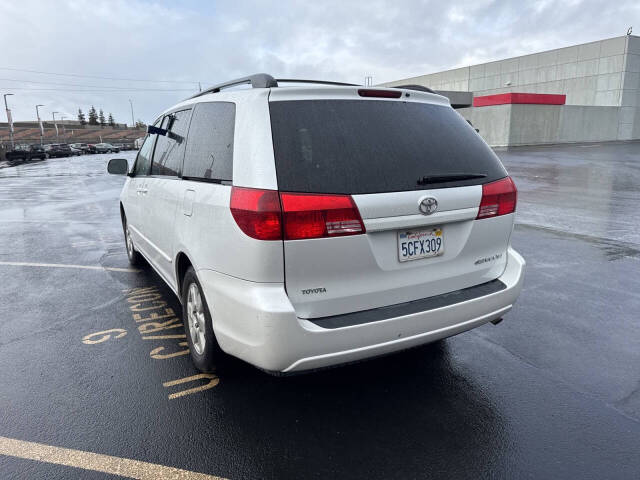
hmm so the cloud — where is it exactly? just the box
[0,0,638,123]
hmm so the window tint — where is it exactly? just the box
[151,110,191,177]
[269,100,507,194]
[133,133,156,176]
[183,102,235,181]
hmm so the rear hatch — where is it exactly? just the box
[268,89,516,319]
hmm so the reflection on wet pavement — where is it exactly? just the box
[498,142,640,246]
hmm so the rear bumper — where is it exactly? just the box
[199,247,525,373]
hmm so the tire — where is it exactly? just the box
[182,267,224,373]
[122,216,143,266]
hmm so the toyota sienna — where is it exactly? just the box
[107,74,525,374]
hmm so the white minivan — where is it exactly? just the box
[108,74,525,374]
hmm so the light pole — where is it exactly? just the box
[60,115,67,140]
[129,99,135,128]
[36,104,44,145]
[52,112,59,141]
[4,93,15,149]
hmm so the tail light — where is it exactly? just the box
[279,192,365,240]
[476,176,517,219]
[230,187,366,240]
[230,187,282,240]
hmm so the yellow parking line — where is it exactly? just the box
[0,261,138,273]
[0,436,226,480]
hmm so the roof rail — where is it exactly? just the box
[189,73,278,99]
[276,79,360,87]
[391,84,436,94]
[187,74,361,100]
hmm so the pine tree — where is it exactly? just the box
[98,109,106,127]
[78,108,86,125]
[108,113,115,127]
[88,106,98,125]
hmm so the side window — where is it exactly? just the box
[151,110,191,177]
[183,102,235,182]
[133,131,157,176]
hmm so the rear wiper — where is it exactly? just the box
[417,173,487,185]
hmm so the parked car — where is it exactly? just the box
[70,143,90,153]
[70,146,83,156]
[107,74,525,375]
[5,144,47,161]
[134,137,145,149]
[94,143,120,153]
[45,144,73,158]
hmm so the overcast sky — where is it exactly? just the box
[1,0,639,125]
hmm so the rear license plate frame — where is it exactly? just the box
[397,227,444,262]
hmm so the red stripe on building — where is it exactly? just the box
[473,93,566,107]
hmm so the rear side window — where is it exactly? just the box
[151,109,191,177]
[269,100,507,194]
[182,102,235,182]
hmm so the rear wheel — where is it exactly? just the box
[182,267,224,372]
[122,216,142,266]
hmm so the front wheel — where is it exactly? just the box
[182,267,224,372]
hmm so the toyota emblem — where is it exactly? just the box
[419,197,438,215]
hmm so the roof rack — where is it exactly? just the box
[391,84,436,94]
[189,73,278,99]
[188,74,361,99]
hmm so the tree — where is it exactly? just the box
[98,109,106,127]
[135,119,146,129]
[77,108,86,125]
[88,106,98,125]
[108,113,115,127]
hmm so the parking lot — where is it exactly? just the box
[0,143,639,479]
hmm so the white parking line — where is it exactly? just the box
[0,435,225,479]
[0,261,138,273]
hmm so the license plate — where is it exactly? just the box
[398,227,444,262]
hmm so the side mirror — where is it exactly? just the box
[147,125,168,136]
[107,158,129,175]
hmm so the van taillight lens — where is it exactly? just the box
[230,187,282,240]
[279,192,366,240]
[230,188,366,241]
[476,176,517,219]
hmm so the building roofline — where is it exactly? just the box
[382,34,639,86]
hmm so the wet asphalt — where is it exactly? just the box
[0,142,639,479]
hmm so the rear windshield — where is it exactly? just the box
[269,100,507,194]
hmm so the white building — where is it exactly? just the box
[384,35,640,146]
